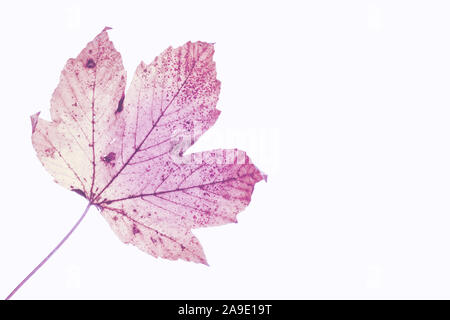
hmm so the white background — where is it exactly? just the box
[1,0,450,299]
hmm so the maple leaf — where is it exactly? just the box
[26,27,265,271]
[5,28,265,299]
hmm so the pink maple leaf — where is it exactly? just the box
[7,28,265,299]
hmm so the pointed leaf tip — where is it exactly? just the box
[30,112,40,134]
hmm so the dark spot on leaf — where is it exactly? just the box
[44,147,56,158]
[72,189,86,198]
[115,94,125,114]
[85,58,96,68]
[132,224,141,235]
[101,152,116,163]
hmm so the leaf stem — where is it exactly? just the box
[5,202,92,300]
